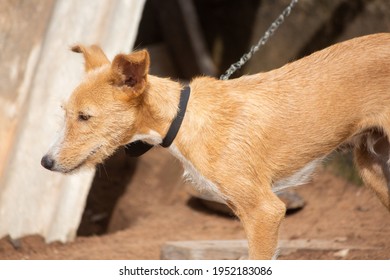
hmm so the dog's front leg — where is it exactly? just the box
[228,188,286,260]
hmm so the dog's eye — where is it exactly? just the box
[78,112,91,121]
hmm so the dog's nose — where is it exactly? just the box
[41,155,55,170]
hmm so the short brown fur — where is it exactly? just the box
[43,34,390,259]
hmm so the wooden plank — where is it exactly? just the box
[0,0,55,181]
[278,238,379,256]
[337,1,390,42]
[0,0,145,243]
[246,0,345,73]
[153,0,216,78]
[161,240,248,260]
[296,0,365,58]
[161,239,380,260]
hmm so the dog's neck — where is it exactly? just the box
[125,76,190,156]
[130,74,238,175]
[129,75,185,146]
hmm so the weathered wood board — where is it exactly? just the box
[161,239,380,260]
[0,0,145,243]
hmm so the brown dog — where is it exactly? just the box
[42,33,390,259]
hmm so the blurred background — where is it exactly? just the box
[1,0,389,259]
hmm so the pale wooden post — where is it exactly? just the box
[0,0,145,243]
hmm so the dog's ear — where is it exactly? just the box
[111,50,150,95]
[71,44,109,72]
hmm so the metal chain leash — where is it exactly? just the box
[220,0,299,80]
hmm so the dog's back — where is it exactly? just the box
[186,34,390,188]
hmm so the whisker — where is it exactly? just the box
[97,164,102,177]
[102,163,109,178]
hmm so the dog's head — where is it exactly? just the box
[41,45,150,173]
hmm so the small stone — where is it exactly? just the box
[278,191,306,211]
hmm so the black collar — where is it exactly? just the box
[124,85,191,157]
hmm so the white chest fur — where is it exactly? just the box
[130,132,225,203]
[169,145,226,203]
[272,158,323,193]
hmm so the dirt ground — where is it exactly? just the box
[0,149,389,260]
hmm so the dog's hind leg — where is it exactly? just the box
[226,184,286,259]
[354,131,390,210]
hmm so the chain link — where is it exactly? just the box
[220,0,299,80]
